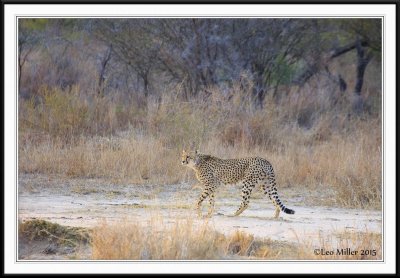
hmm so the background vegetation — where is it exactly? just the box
[18,18,382,209]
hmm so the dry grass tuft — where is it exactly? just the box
[19,219,90,246]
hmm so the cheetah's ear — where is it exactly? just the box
[195,149,199,155]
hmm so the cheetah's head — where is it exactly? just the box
[181,149,200,168]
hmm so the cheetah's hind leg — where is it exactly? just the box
[233,180,254,216]
[233,204,248,216]
[274,207,280,218]
[204,192,215,218]
[261,182,283,219]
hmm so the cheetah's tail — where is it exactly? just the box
[283,207,295,214]
[275,195,295,214]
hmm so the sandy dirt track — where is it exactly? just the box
[18,174,382,259]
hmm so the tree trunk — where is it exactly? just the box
[143,74,149,98]
[252,63,267,109]
[354,39,373,95]
[18,44,32,95]
[97,45,112,97]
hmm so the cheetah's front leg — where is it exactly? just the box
[196,187,211,218]
[197,182,217,218]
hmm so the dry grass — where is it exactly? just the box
[19,219,90,247]
[19,132,182,184]
[298,229,382,260]
[92,218,227,260]
[90,219,381,260]
[90,218,296,260]
[19,219,381,260]
[18,219,91,260]
[18,77,382,209]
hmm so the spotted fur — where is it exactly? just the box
[181,149,295,218]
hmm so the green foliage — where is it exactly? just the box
[267,53,299,86]
[19,18,49,31]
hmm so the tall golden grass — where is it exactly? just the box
[18,77,382,209]
[90,219,381,260]
[91,218,229,260]
[90,218,295,260]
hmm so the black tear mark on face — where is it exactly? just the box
[181,150,190,165]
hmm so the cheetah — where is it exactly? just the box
[181,149,295,218]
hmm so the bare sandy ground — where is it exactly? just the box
[18,174,382,259]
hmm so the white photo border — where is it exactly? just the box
[4,3,396,274]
